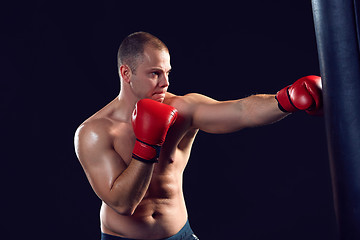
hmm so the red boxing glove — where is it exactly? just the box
[131,99,178,163]
[276,75,323,115]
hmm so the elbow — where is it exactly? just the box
[110,201,137,216]
[105,188,142,216]
[115,206,136,216]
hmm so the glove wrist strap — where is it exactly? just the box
[275,86,298,112]
[132,139,160,163]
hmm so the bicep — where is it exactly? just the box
[185,93,246,133]
[75,126,127,203]
[82,149,127,202]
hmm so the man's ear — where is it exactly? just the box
[119,65,132,83]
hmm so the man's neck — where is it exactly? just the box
[115,91,138,122]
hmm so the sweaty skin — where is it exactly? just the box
[74,45,287,239]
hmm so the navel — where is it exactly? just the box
[152,211,159,219]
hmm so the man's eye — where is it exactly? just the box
[152,72,159,76]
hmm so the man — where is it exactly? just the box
[74,32,322,240]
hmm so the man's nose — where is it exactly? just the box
[159,73,169,87]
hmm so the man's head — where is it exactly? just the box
[118,32,171,102]
[117,32,169,75]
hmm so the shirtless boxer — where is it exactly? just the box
[74,32,322,240]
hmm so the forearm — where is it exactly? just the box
[238,94,289,128]
[108,160,155,215]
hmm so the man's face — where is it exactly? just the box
[129,46,171,102]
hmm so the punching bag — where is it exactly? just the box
[312,0,360,239]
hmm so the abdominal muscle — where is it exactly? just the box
[100,171,188,239]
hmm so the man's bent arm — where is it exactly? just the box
[74,122,154,216]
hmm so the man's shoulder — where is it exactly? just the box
[164,92,194,106]
[75,97,126,138]
[78,117,112,134]
[75,113,132,145]
[166,92,213,102]
[165,92,215,112]
[74,117,131,161]
[74,117,114,149]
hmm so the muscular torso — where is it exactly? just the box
[85,94,199,239]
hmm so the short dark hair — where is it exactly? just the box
[117,32,169,74]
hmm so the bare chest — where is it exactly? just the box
[112,119,198,171]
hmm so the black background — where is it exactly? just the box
[2,1,337,239]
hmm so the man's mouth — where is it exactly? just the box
[153,91,166,96]
[152,91,166,102]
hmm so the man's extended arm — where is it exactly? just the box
[180,75,322,133]
[181,93,286,133]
